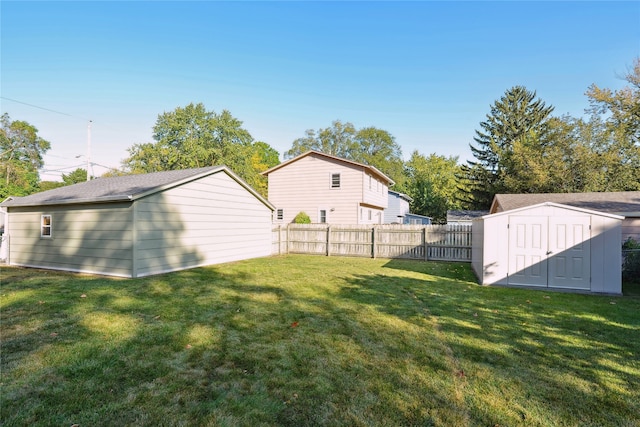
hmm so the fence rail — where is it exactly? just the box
[272,224,472,262]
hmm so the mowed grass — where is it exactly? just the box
[1,255,639,426]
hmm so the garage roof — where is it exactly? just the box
[1,166,274,210]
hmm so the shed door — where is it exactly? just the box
[508,215,591,289]
[548,216,591,289]
[508,216,548,286]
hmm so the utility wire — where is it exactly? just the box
[0,96,90,121]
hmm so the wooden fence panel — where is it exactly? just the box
[273,224,472,262]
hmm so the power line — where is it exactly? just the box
[0,96,90,121]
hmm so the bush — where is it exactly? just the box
[293,211,311,224]
[622,237,640,283]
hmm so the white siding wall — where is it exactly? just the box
[384,193,410,224]
[362,173,388,210]
[6,203,134,277]
[268,155,370,224]
[134,171,272,277]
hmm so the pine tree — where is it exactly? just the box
[460,86,554,209]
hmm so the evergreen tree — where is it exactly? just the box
[461,86,554,208]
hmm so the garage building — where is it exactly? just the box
[1,166,274,278]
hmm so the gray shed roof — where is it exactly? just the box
[491,191,640,217]
[1,166,274,209]
[447,210,489,222]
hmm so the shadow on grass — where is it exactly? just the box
[340,262,640,426]
[2,258,639,427]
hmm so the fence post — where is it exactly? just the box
[327,225,331,257]
[372,226,377,258]
[286,223,290,254]
[423,227,428,261]
[278,225,282,255]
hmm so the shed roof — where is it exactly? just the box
[482,202,624,221]
[261,150,395,186]
[447,210,489,222]
[491,192,640,217]
[1,166,274,210]
[389,190,412,202]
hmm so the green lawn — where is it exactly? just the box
[2,255,639,426]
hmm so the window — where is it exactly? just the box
[369,175,372,189]
[331,173,341,188]
[368,210,372,220]
[41,215,52,238]
[319,209,327,223]
[276,209,284,221]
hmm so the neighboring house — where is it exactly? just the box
[473,202,622,295]
[491,191,640,244]
[0,166,274,278]
[385,190,412,223]
[447,210,489,225]
[262,150,394,225]
[404,213,432,225]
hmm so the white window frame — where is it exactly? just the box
[41,214,52,238]
[330,172,341,189]
[318,208,328,224]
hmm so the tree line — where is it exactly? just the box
[2,58,638,223]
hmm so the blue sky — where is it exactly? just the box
[2,1,639,181]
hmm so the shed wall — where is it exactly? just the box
[475,204,622,294]
[6,203,134,277]
[134,171,272,277]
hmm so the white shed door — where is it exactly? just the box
[508,215,591,289]
[508,216,548,286]
[548,216,591,289]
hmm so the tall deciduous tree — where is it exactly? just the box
[405,151,464,223]
[285,120,405,186]
[583,58,640,190]
[461,86,554,208]
[0,113,51,198]
[122,103,278,194]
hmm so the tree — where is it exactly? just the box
[583,58,640,190]
[38,181,65,192]
[285,120,357,160]
[122,103,275,190]
[0,113,51,198]
[249,141,280,197]
[285,120,405,186]
[404,151,464,223]
[62,168,88,185]
[461,86,554,208]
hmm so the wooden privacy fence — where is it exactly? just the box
[272,224,472,262]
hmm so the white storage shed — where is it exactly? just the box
[472,202,623,294]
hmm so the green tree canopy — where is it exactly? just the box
[122,103,279,196]
[62,168,88,186]
[285,120,405,186]
[461,86,555,208]
[0,113,51,198]
[404,151,464,223]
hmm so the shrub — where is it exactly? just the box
[622,237,640,283]
[293,211,311,224]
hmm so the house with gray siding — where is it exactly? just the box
[0,166,274,278]
[262,150,394,225]
[385,190,412,224]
